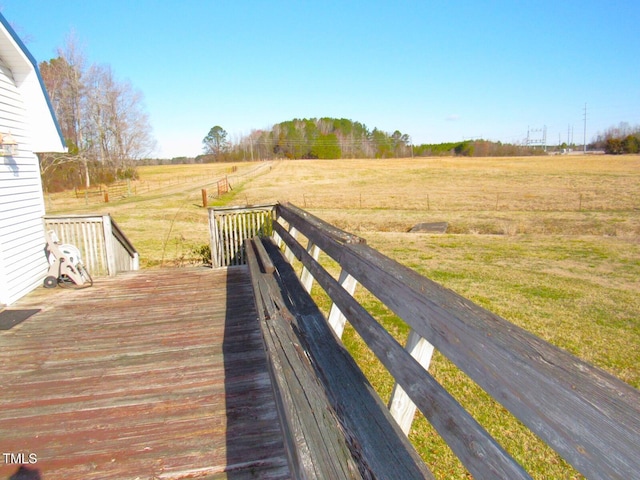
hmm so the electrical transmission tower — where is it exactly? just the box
[526,125,547,151]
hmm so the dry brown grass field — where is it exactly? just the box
[46,155,640,479]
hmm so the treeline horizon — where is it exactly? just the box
[591,122,640,154]
[140,117,553,165]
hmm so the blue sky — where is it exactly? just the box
[2,1,639,158]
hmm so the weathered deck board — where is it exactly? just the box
[0,267,289,479]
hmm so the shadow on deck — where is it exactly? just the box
[0,267,289,479]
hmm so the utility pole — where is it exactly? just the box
[583,103,587,153]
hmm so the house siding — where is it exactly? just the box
[0,57,49,305]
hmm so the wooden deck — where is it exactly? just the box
[0,267,289,479]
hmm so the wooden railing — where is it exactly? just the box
[246,235,431,478]
[207,204,275,267]
[209,202,640,479]
[44,214,139,277]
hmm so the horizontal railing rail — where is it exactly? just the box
[271,202,640,479]
[44,214,139,276]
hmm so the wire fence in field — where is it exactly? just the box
[52,162,274,206]
[282,188,640,213]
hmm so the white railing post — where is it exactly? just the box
[300,241,321,293]
[102,214,117,276]
[283,226,298,263]
[208,209,222,268]
[388,330,435,435]
[327,269,358,339]
[272,213,284,248]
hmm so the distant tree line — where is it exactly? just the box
[134,118,640,170]
[38,34,155,192]
[200,118,412,162]
[412,140,547,157]
[196,118,553,163]
[591,122,640,155]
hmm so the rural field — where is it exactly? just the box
[46,155,640,479]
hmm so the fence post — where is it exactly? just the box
[388,330,435,435]
[327,269,358,339]
[202,188,208,208]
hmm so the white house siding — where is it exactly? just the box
[0,57,49,305]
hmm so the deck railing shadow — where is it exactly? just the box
[223,266,289,478]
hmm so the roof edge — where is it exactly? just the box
[0,13,66,150]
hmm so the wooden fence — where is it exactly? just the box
[208,202,640,479]
[44,214,139,277]
[74,180,134,203]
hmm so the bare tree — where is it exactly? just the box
[110,77,156,162]
[82,63,155,168]
[40,32,90,186]
[39,32,156,187]
[40,31,86,152]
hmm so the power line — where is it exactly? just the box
[583,103,587,153]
